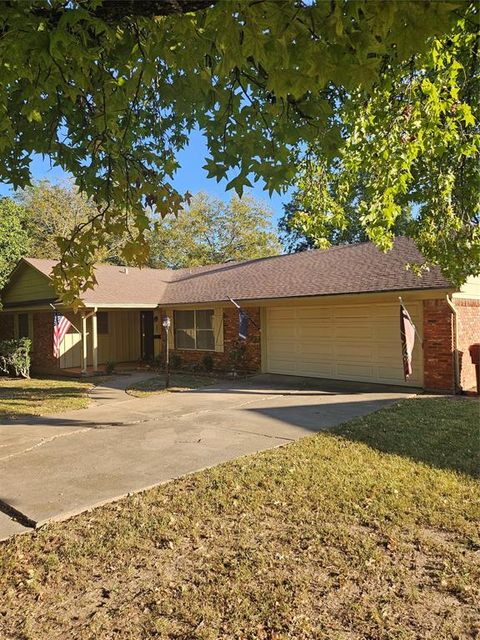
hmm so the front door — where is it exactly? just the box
[140,310,154,361]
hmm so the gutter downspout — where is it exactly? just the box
[445,295,459,394]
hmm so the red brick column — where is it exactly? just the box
[423,299,455,393]
[455,299,480,392]
[223,306,261,372]
[0,313,14,341]
[31,312,59,373]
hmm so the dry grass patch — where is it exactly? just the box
[0,377,96,421]
[126,373,218,397]
[0,396,478,639]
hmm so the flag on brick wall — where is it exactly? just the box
[53,312,72,358]
[239,309,249,341]
[400,303,416,379]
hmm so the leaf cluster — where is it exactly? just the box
[291,6,479,284]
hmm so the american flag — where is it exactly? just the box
[53,312,72,358]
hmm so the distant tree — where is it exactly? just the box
[16,180,130,265]
[16,180,99,259]
[0,198,30,290]
[148,193,281,269]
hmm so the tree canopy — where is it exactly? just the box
[0,0,476,298]
[291,5,479,284]
[0,199,31,291]
[147,192,281,268]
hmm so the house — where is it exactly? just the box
[0,237,479,393]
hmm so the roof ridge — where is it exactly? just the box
[24,237,409,276]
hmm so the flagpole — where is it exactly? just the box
[227,297,260,330]
[398,297,423,346]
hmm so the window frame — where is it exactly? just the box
[17,312,30,339]
[174,309,215,351]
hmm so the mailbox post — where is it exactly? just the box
[162,316,171,389]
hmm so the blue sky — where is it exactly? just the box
[0,129,292,226]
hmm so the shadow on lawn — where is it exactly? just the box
[331,396,480,478]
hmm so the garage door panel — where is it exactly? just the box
[266,303,423,387]
[297,350,336,363]
[336,363,376,378]
[335,343,374,359]
[297,364,335,377]
[268,328,296,340]
[300,327,335,340]
[296,309,334,321]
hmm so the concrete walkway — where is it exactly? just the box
[0,374,417,540]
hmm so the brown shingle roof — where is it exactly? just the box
[24,238,452,307]
[25,258,173,305]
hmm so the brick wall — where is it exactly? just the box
[160,306,262,374]
[455,298,480,392]
[423,299,455,393]
[31,312,59,373]
[0,313,14,341]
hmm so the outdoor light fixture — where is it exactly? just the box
[162,316,171,329]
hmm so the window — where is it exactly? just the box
[97,312,109,335]
[174,309,215,351]
[18,313,29,338]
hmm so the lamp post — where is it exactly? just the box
[162,316,171,389]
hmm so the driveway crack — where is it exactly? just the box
[0,427,91,463]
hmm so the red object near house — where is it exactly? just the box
[469,344,480,395]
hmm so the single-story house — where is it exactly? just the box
[0,237,479,393]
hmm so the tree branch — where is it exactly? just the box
[30,0,216,23]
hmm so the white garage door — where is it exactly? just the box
[266,302,423,387]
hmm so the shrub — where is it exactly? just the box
[0,337,31,378]
[171,354,182,370]
[202,354,214,372]
[105,360,116,374]
[229,339,247,372]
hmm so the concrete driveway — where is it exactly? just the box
[0,374,416,540]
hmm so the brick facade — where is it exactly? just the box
[0,313,14,341]
[455,298,480,392]
[0,311,59,375]
[423,299,455,393]
[31,312,59,373]
[159,306,262,374]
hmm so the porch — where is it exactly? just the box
[59,360,156,377]
[60,307,162,373]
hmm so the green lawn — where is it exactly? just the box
[0,377,96,420]
[0,396,478,639]
[126,373,218,397]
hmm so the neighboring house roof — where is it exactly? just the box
[21,237,452,307]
